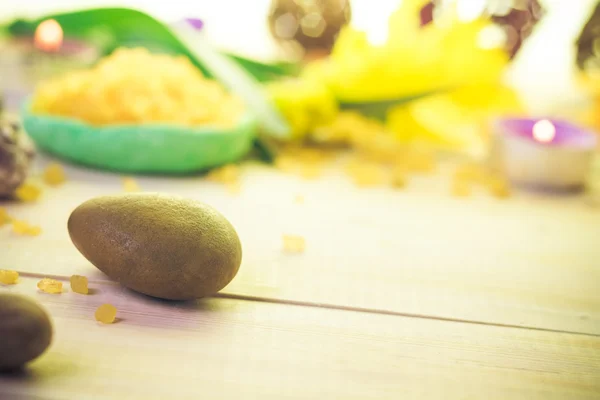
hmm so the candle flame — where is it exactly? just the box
[532,119,556,143]
[34,19,63,52]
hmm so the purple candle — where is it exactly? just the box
[490,117,598,192]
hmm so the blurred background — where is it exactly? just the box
[0,0,596,115]
[1,0,600,193]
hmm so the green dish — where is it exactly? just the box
[21,101,257,174]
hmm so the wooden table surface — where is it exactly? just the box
[1,154,599,399]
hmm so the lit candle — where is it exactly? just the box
[532,119,555,143]
[34,19,63,52]
[31,19,100,62]
[0,20,99,111]
[490,117,598,192]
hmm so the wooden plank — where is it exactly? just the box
[1,276,599,400]
[2,156,600,334]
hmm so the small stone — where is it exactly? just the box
[0,293,53,370]
[70,275,89,295]
[0,270,19,285]
[95,304,117,324]
[43,163,66,186]
[37,278,63,294]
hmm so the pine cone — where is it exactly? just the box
[0,120,35,198]
[576,2,600,71]
[268,0,351,58]
[421,0,544,59]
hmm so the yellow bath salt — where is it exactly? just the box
[95,304,117,324]
[70,275,89,295]
[0,270,19,285]
[390,165,407,189]
[31,47,245,127]
[451,179,471,197]
[43,163,66,186]
[122,177,140,192]
[454,163,484,184]
[26,225,42,236]
[488,176,511,199]
[14,182,42,202]
[225,182,241,196]
[295,194,305,204]
[300,164,322,180]
[347,162,386,187]
[283,235,306,253]
[206,164,240,184]
[0,207,10,226]
[274,155,298,173]
[404,152,436,174]
[37,278,63,294]
[12,220,28,234]
[12,220,42,236]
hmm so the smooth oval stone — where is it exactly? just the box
[0,293,53,370]
[68,193,242,300]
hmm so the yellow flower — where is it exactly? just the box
[303,0,509,102]
[387,84,524,151]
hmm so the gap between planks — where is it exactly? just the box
[15,270,600,339]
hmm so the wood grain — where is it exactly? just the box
[0,276,599,400]
[2,156,599,335]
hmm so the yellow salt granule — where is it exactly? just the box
[70,275,89,295]
[14,183,42,202]
[283,235,306,253]
[405,152,436,174]
[0,207,10,226]
[274,155,298,173]
[451,179,471,197]
[37,278,63,294]
[43,163,66,186]
[488,176,511,199]
[12,220,42,236]
[390,165,407,189]
[95,304,117,324]
[225,182,241,196]
[454,163,484,184]
[347,162,386,187]
[206,164,240,184]
[0,270,19,285]
[206,164,242,195]
[295,194,305,204]
[300,164,322,180]
[27,225,42,236]
[122,177,140,192]
[274,147,331,179]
